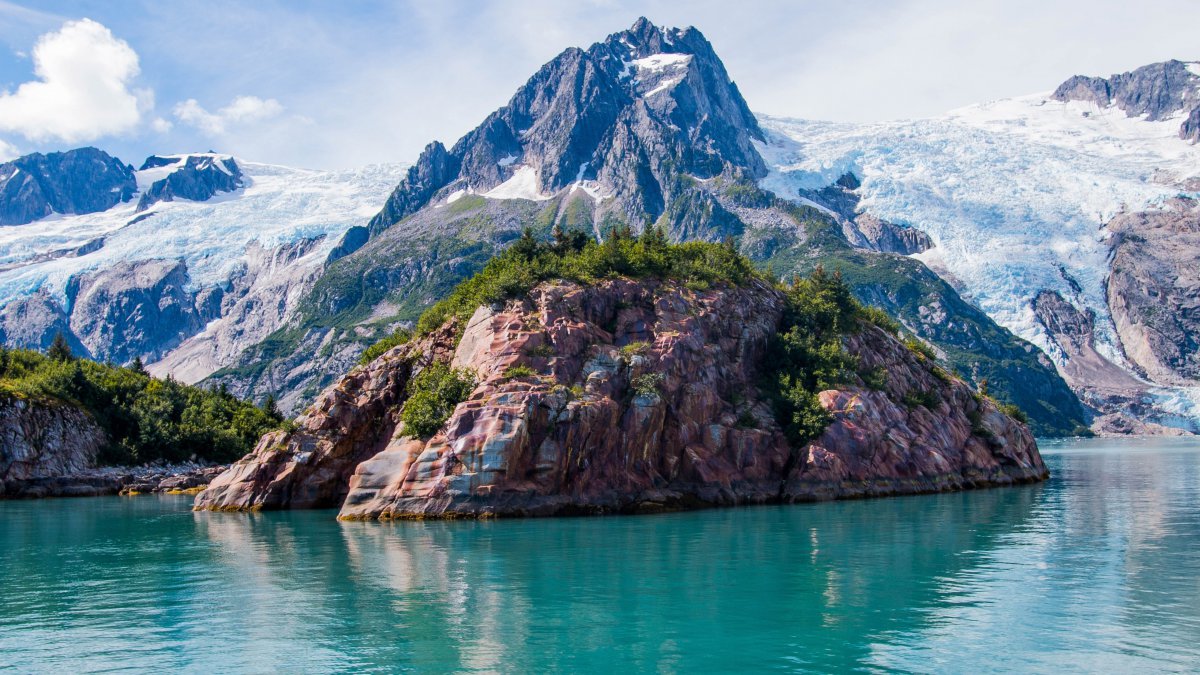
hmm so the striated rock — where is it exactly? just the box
[196,279,1044,518]
[1105,200,1200,386]
[0,397,105,482]
[66,259,216,365]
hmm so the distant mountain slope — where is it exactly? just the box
[209,18,1083,435]
[759,60,1200,433]
[0,151,406,379]
[0,148,135,225]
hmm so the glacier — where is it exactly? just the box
[0,157,407,309]
[757,94,1200,427]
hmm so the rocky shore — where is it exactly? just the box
[1,461,226,500]
[196,275,1046,519]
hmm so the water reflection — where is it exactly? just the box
[1,439,1198,673]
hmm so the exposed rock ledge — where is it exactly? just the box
[195,278,1045,519]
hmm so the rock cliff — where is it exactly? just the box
[196,277,1044,518]
[0,397,105,482]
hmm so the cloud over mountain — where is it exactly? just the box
[0,18,146,143]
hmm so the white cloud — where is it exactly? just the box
[0,138,19,161]
[0,18,143,143]
[173,95,283,135]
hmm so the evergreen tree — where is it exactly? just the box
[47,332,73,362]
[130,356,147,375]
[262,393,283,421]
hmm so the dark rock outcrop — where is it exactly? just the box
[0,397,105,483]
[1052,60,1200,141]
[196,279,1044,518]
[798,173,933,255]
[65,259,217,365]
[1105,199,1200,385]
[0,148,135,225]
[136,155,243,211]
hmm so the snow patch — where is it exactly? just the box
[644,77,685,98]
[446,188,468,204]
[483,165,551,201]
[497,154,519,167]
[631,53,692,73]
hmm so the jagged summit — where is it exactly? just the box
[1052,59,1200,140]
[367,17,764,234]
[0,148,135,226]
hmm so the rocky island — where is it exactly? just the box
[195,233,1045,518]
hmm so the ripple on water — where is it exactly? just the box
[1,438,1199,673]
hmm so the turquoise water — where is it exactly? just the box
[2,438,1199,673]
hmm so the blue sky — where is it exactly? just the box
[1,0,1198,169]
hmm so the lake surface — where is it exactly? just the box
[2,437,1199,673]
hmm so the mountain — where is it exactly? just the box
[209,18,1082,435]
[760,59,1200,434]
[0,148,135,225]
[0,150,406,378]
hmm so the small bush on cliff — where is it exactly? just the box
[415,225,761,338]
[763,267,871,447]
[632,372,665,398]
[999,402,1029,424]
[359,327,412,365]
[503,364,537,379]
[401,361,477,438]
[0,348,283,465]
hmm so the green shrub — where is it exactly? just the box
[0,348,283,465]
[525,343,556,358]
[414,226,762,340]
[861,366,888,391]
[904,336,937,361]
[358,327,413,365]
[760,267,865,446]
[631,372,665,398]
[503,364,537,379]
[902,388,941,411]
[619,341,650,359]
[998,403,1029,424]
[401,361,476,438]
[861,305,901,335]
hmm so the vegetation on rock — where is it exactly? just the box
[414,225,760,338]
[401,361,477,439]
[0,345,285,465]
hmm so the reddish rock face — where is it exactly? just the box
[195,279,1046,518]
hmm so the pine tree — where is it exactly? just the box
[262,393,283,421]
[47,332,73,362]
[130,356,147,375]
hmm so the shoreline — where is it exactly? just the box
[1,462,226,500]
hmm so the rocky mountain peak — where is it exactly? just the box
[368,17,766,234]
[135,153,244,212]
[0,147,135,226]
[1052,59,1200,140]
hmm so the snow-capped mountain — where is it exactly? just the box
[759,60,1200,433]
[0,149,406,381]
[211,18,1081,434]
